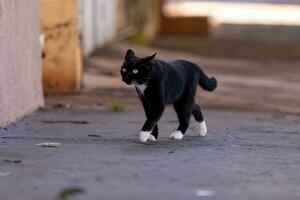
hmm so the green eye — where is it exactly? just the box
[133,69,139,74]
[122,68,126,72]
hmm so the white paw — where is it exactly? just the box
[169,131,184,140]
[148,134,157,142]
[197,121,207,136]
[139,131,151,142]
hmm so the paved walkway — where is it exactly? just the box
[1,108,300,200]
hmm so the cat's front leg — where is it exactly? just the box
[140,98,159,141]
[139,105,165,142]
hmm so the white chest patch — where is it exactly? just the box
[135,84,147,95]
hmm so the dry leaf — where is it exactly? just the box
[36,142,61,148]
[0,171,11,177]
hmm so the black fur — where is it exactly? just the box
[121,49,217,139]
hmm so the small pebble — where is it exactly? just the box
[196,189,215,197]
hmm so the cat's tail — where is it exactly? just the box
[198,68,217,91]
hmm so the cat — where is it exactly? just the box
[121,49,217,142]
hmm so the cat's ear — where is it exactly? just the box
[125,49,135,60]
[148,53,157,61]
[141,53,157,63]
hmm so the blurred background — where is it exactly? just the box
[43,0,300,115]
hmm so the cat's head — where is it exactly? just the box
[121,49,156,85]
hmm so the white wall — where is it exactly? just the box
[0,0,44,127]
[78,0,117,56]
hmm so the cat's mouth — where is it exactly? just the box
[124,80,132,85]
[122,77,132,85]
[122,76,146,85]
[132,80,147,85]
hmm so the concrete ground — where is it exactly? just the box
[3,40,300,199]
[1,108,300,200]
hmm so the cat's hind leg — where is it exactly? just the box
[192,104,207,136]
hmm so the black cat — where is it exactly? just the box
[121,49,217,142]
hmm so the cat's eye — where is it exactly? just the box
[133,69,139,74]
[122,68,126,72]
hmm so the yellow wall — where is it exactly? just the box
[41,0,82,94]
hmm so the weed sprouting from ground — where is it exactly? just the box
[108,100,125,112]
[57,187,85,200]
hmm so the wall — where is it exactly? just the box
[78,0,117,56]
[41,0,82,94]
[117,0,162,44]
[77,0,161,55]
[0,0,44,127]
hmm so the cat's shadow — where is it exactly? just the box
[121,136,214,155]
